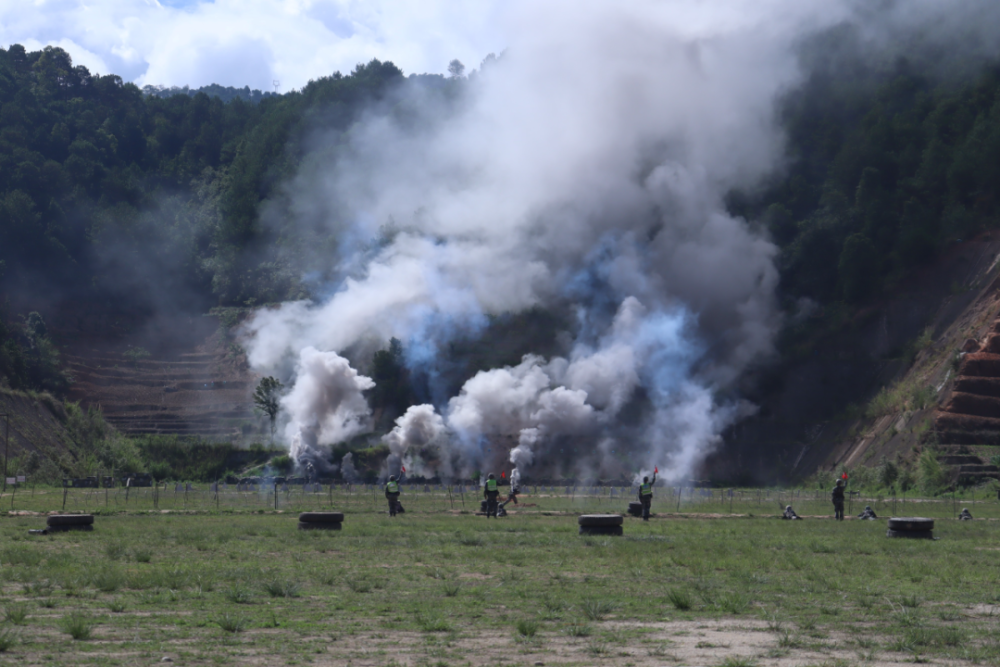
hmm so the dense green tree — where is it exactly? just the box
[838,233,879,302]
[253,376,284,439]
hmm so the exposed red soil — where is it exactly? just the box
[934,319,1000,482]
[60,315,257,439]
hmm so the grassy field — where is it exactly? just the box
[1,489,999,666]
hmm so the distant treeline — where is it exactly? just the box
[0,43,430,324]
[141,83,280,105]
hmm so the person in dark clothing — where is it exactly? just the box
[782,505,800,520]
[484,473,499,518]
[857,505,877,520]
[638,472,657,521]
[832,479,845,521]
[959,507,973,521]
[385,475,401,517]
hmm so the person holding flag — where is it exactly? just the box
[638,467,658,521]
[385,470,403,517]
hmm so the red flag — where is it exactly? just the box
[501,471,506,479]
[401,465,406,473]
[654,466,658,473]
[841,472,848,480]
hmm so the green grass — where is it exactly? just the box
[0,493,996,663]
[2,604,28,625]
[60,613,93,640]
[667,588,693,610]
[582,599,616,620]
[217,612,248,633]
[0,627,17,652]
[515,618,539,637]
[262,579,300,598]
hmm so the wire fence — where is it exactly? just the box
[3,482,998,519]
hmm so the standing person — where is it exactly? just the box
[484,473,499,518]
[638,470,657,521]
[385,475,401,517]
[832,478,845,521]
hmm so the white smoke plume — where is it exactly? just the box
[280,347,375,464]
[510,466,523,491]
[340,452,358,481]
[244,0,958,481]
[384,404,450,478]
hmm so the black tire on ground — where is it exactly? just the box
[46,514,95,526]
[579,525,624,536]
[886,529,934,539]
[298,512,345,523]
[578,514,624,527]
[298,521,342,530]
[44,524,94,533]
[887,517,934,531]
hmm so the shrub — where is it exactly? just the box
[581,599,616,621]
[515,619,539,638]
[416,616,452,632]
[60,613,94,640]
[0,628,17,652]
[270,455,293,474]
[917,450,947,493]
[3,604,28,625]
[263,579,300,598]
[225,584,254,604]
[667,589,693,610]
[217,613,247,633]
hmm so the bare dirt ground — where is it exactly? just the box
[59,314,257,439]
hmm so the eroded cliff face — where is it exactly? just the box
[700,233,1000,485]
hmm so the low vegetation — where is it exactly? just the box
[0,492,997,663]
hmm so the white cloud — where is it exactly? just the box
[0,0,508,89]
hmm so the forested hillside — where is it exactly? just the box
[748,59,1000,306]
[0,44,420,320]
[2,39,1000,484]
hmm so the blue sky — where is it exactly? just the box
[0,1,508,90]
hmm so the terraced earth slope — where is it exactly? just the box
[934,322,1000,483]
[61,314,257,440]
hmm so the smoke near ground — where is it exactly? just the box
[280,347,374,467]
[242,0,1000,482]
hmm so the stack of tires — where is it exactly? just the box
[886,517,934,539]
[46,514,94,533]
[578,514,624,536]
[298,512,344,531]
[627,502,642,517]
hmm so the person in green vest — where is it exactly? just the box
[483,473,499,518]
[385,475,401,517]
[638,471,657,521]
